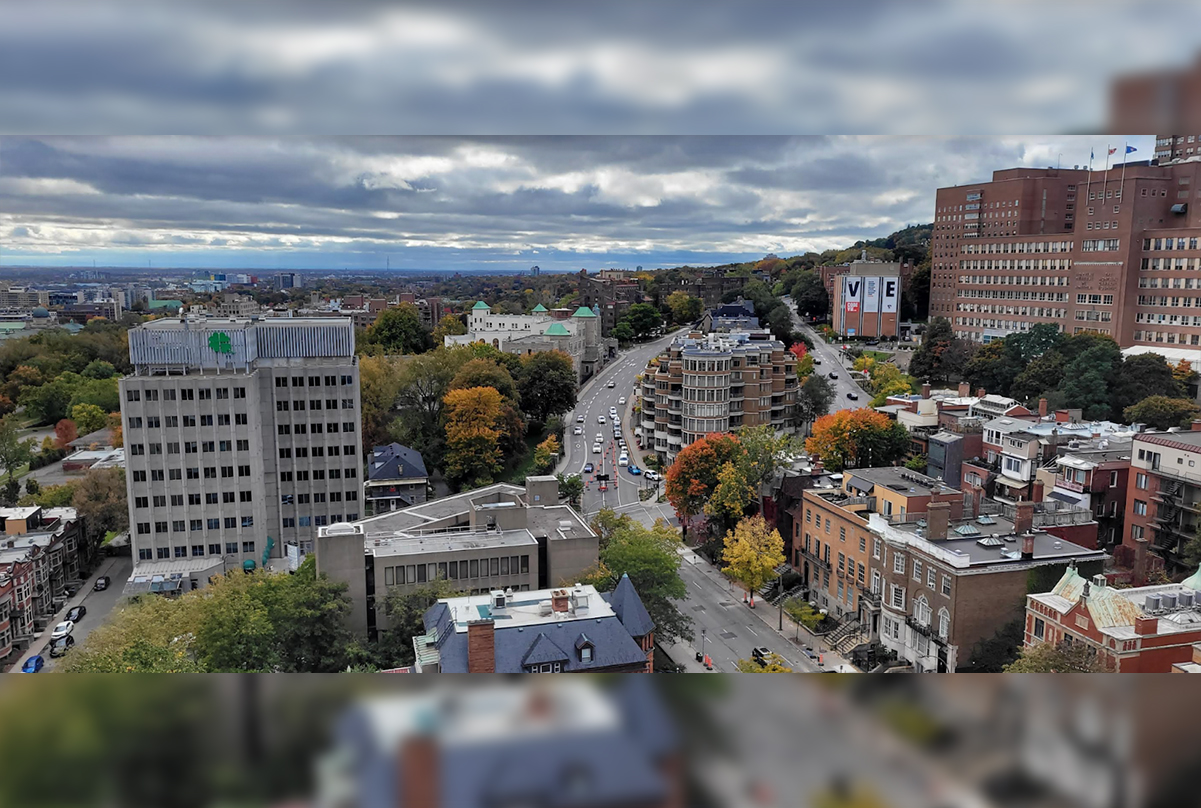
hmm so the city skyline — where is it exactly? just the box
[1,135,1153,272]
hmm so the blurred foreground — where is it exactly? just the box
[2,675,1200,808]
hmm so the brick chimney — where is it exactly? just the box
[1039,398,1048,417]
[966,483,983,518]
[958,381,970,397]
[551,589,570,613]
[926,501,950,541]
[467,619,495,673]
[1192,419,1201,432]
[1021,533,1034,560]
[1133,537,1149,586]
[1134,615,1159,635]
[976,388,986,398]
[399,734,438,808]
[1014,501,1035,537]
[921,383,931,399]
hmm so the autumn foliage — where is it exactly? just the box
[664,433,747,525]
[804,408,910,472]
[54,418,79,450]
[443,386,506,488]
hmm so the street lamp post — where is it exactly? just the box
[778,569,785,631]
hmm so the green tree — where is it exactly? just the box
[358,354,405,451]
[81,359,117,379]
[1061,343,1121,420]
[450,357,520,404]
[430,313,467,343]
[905,262,931,320]
[1009,322,1064,362]
[791,271,829,319]
[1111,353,1183,418]
[391,347,473,472]
[19,373,79,424]
[722,514,785,607]
[585,514,692,643]
[68,377,120,413]
[72,466,128,546]
[376,578,466,667]
[1010,352,1065,403]
[963,340,1022,398]
[1004,640,1111,672]
[665,291,703,324]
[909,317,973,384]
[611,322,635,344]
[365,303,432,354]
[19,482,79,508]
[905,454,928,472]
[796,374,834,429]
[735,655,792,672]
[704,461,756,534]
[736,424,797,492]
[517,350,577,423]
[619,303,662,339]
[1123,395,1201,431]
[70,402,108,436]
[556,473,583,506]
[0,415,34,484]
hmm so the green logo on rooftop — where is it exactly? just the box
[208,331,233,354]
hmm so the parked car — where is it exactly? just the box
[49,635,75,658]
[21,655,44,673]
[752,647,774,667]
[847,392,859,400]
[644,470,661,482]
[828,372,839,379]
[583,463,594,474]
[50,621,74,640]
[65,605,86,623]
[93,576,110,592]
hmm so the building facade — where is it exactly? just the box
[364,442,429,513]
[830,260,903,338]
[119,317,363,590]
[1124,425,1201,575]
[931,161,1201,349]
[578,270,644,337]
[639,330,798,466]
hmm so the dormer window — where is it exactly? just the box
[575,633,595,663]
[580,646,593,663]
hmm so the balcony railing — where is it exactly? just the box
[799,548,831,571]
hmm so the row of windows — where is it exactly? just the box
[1139,276,1201,288]
[1081,239,1121,251]
[1141,257,1201,270]
[281,514,356,528]
[956,274,1070,287]
[135,490,252,507]
[955,319,1050,333]
[1133,331,1201,345]
[1076,294,1115,305]
[958,259,1071,271]
[956,305,1066,318]
[126,387,246,402]
[278,423,357,435]
[1136,297,1201,309]
[1144,237,1201,251]
[274,375,354,388]
[277,399,355,411]
[277,445,358,459]
[136,517,254,533]
[960,240,1071,254]
[382,554,530,586]
[1075,311,1113,322]
[957,290,1070,303]
[138,541,255,560]
[280,491,358,504]
[128,415,250,429]
[128,462,249,478]
[279,468,357,481]
[128,441,252,455]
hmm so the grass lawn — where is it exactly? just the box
[861,349,893,362]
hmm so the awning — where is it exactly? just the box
[994,476,1028,490]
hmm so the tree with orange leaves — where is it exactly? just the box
[804,408,909,472]
[443,386,505,490]
[665,433,748,535]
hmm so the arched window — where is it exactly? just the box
[915,595,931,627]
[938,608,950,639]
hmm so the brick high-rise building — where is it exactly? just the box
[930,160,1201,349]
[119,317,363,591]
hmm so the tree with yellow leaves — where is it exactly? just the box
[443,386,505,489]
[533,434,560,473]
[722,514,784,607]
[704,461,755,533]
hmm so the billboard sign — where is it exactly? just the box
[863,277,880,313]
[843,277,861,313]
[881,278,900,314]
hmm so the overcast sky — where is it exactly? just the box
[0,136,1156,271]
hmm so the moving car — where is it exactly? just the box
[597,415,606,424]
[21,655,44,673]
[583,463,594,474]
[94,576,110,592]
[596,433,603,443]
[573,426,583,435]
[846,392,859,400]
[828,372,839,380]
[606,381,616,388]
[628,465,642,475]
[65,605,86,623]
[49,635,75,658]
[752,647,775,667]
[592,444,602,454]
[50,621,74,640]
[813,358,822,365]
[618,453,629,467]
[609,407,617,416]
[618,397,626,405]
[576,415,585,423]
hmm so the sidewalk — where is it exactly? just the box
[747,594,857,672]
[6,554,126,672]
[659,639,719,673]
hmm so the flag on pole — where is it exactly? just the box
[1126,145,1137,154]
[1108,147,1118,156]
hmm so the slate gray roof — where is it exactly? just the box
[367,442,428,482]
[522,633,571,666]
[603,573,655,638]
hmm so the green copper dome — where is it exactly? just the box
[472,301,491,310]
[1183,566,1201,591]
[571,306,597,318]
[531,303,548,312]
[544,322,570,335]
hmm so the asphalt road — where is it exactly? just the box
[561,331,681,515]
[782,295,868,407]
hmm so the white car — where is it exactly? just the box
[609,407,617,415]
[596,433,603,443]
[592,444,602,454]
[644,470,661,482]
[573,426,583,435]
[607,381,616,388]
[576,415,585,423]
[51,620,75,640]
[618,453,629,466]
[618,397,626,405]
[597,415,606,424]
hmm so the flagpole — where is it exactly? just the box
[1085,149,1093,209]
[1120,141,1128,206]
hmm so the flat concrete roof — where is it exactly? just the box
[366,528,538,559]
[439,585,615,633]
